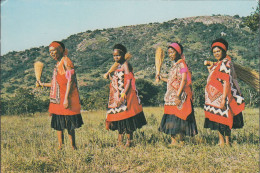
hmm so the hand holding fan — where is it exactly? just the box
[103,53,132,79]
[34,61,44,87]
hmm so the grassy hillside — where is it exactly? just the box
[1,15,259,110]
[1,107,259,172]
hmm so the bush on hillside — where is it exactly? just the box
[2,88,49,115]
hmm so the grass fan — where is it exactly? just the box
[34,61,44,87]
[155,47,165,83]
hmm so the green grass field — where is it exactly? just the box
[1,107,259,172]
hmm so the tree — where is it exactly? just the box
[243,5,259,32]
[2,88,48,115]
[135,79,159,106]
[81,85,110,111]
[192,78,207,108]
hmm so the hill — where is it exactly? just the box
[1,15,259,111]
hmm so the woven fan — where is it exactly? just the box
[34,61,44,87]
[233,63,259,91]
[155,47,165,83]
[103,53,132,79]
[204,60,259,91]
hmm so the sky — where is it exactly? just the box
[1,0,258,55]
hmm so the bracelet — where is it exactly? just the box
[121,93,126,99]
[42,83,45,87]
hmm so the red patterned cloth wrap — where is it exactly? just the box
[49,56,81,115]
[164,59,193,120]
[106,67,142,122]
[204,56,245,129]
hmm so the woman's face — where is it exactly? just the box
[168,47,177,61]
[113,49,123,62]
[212,47,223,61]
[49,46,63,61]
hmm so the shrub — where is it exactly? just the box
[2,88,49,115]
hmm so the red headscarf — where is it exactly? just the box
[169,42,185,60]
[169,43,182,55]
[211,42,227,52]
[49,41,68,56]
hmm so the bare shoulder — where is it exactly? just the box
[122,61,130,73]
[122,61,129,68]
[179,60,186,68]
[63,56,74,70]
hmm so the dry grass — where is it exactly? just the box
[1,107,259,172]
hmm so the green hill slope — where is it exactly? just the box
[1,15,259,110]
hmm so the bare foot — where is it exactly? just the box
[72,146,77,150]
[125,140,132,148]
[179,141,185,146]
[116,142,123,147]
[168,141,181,148]
[58,145,63,150]
[217,142,225,147]
[225,143,232,147]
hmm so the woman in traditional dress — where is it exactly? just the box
[157,42,198,146]
[105,44,147,147]
[204,38,244,147]
[38,41,83,150]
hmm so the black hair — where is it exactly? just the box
[113,44,127,55]
[211,38,228,50]
[168,42,183,61]
[211,38,228,59]
[113,44,127,64]
[128,62,133,72]
[53,41,65,51]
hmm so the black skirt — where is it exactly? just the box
[204,112,244,136]
[158,109,198,137]
[51,114,83,131]
[109,111,147,134]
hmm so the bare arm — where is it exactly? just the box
[37,81,52,87]
[207,66,213,73]
[156,74,168,83]
[204,60,215,73]
[160,75,168,83]
[63,62,74,109]
[43,83,52,87]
